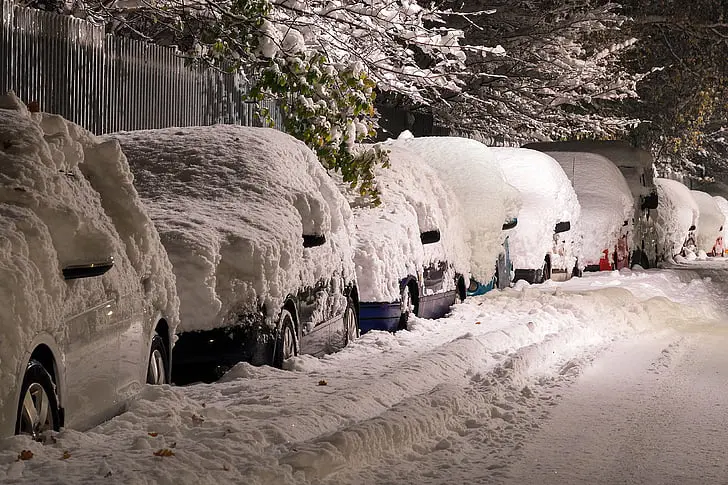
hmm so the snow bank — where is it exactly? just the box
[546,152,633,266]
[0,93,178,433]
[341,144,470,302]
[691,190,725,253]
[112,125,355,332]
[388,135,521,284]
[490,148,581,271]
[654,178,699,259]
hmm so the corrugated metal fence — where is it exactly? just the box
[0,0,282,134]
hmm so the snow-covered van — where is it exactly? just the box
[341,143,470,332]
[541,151,634,272]
[691,190,726,256]
[654,178,699,261]
[490,148,581,283]
[390,135,521,294]
[525,141,659,268]
[114,126,359,383]
[0,94,178,439]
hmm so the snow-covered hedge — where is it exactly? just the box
[112,125,355,333]
[341,144,470,303]
[654,178,699,259]
[691,190,725,254]
[389,135,520,285]
[490,148,581,272]
[547,151,633,266]
[0,93,178,432]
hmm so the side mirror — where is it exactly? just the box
[554,221,571,234]
[623,220,629,227]
[502,218,518,231]
[689,225,696,231]
[303,234,326,248]
[641,192,658,210]
[420,230,441,245]
[63,259,114,280]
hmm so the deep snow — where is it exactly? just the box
[1,259,725,484]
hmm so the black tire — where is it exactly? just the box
[398,283,415,331]
[15,360,60,439]
[274,309,297,367]
[456,276,467,303]
[541,257,552,283]
[343,298,359,347]
[147,333,169,385]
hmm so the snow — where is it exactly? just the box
[654,178,699,259]
[387,135,521,284]
[1,261,724,483]
[110,125,355,333]
[341,144,470,303]
[713,195,728,253]
[490,148,581,272]
[690,190,725,254]
[0,93,178,436]
[544,151,633,267]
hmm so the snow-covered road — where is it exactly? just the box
[1,262,727,484]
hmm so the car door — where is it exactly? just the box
[115,273,150,403]
[62,272,121,430]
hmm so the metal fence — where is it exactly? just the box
[0,0,282,134]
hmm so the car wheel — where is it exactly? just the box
[15,360,60,440]
[274,309,297,367]
[343,298,359,347]
[147,333,168,385]
[398,284,415,331]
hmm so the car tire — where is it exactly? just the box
[398,284,415,331]
[147,333,168,385]
[15,360,60,439]
[343,298,359,347]
[274,309,297,367]
[541,257,552,283]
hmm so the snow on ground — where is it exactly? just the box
[1,260,724,484]
[491,148,580,272]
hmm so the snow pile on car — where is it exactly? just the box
[691,190,726,253]
[389,134,521,284]
[341,144,470,302]
[654,178,699,259]
[547,152,633,266]
[112,126,355,332]
[714,195,728,253]
[0,93,178,414]
[490,148,581,271]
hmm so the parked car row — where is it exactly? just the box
[4,92,727,441]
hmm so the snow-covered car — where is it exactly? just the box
[341,144,470,332]
[525,141,659,268]
[713,195,728,257]
[113,126,358,383]
[390,134,521,294]
[542,151,633,272]
[0,95,178,440]
[690,190,726,256]
[490,148,580,283]
[654,178,699,261]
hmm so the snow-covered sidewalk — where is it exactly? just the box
[1,265,725,484]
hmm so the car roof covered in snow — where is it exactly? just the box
[387,134,520,284]
[112,125,355,333]
[341,143,470,302]
[490,147,580,270]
